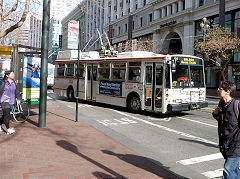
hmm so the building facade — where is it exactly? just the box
[49,0,83,62]
[61,3,86,51]
[29,13,42,48]
[15,13,42,48]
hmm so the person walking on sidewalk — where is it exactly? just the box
[212,81,240,179]
[0,71,21,135]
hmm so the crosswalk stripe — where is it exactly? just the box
[176,153,223,165]
[202,168,223,178]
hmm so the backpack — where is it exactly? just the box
[234,100,240,120]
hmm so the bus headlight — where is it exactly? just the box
[174,99,182,103]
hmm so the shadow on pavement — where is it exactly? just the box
[26,118,38,127]
[178,138,218,148]
[92,171,115,179]
[56,140,127,179]
[47,111,75,122]
[102,150,182,179]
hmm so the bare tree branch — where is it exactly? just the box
[3,0,19,19]
[0,0,30,39]
[0,0,3,24]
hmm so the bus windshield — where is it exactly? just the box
[172,65,204,88]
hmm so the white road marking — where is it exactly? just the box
[98,118,137,126]
[113,118,129,124]
[177,116,217,128]
[110,109,218,147]
[120,118,137,124]
[176,153,223,165]
[67,104,94,108]
[148,117,171,121]
[97,120,117,126]
[202,168,223,178]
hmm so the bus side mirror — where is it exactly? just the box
[171,61,176,73]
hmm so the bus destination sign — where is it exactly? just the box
[172,56,202,65]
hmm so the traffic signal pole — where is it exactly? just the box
[75,21,81,122]
[39,0,51,128]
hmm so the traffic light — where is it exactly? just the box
[59,35,62,49]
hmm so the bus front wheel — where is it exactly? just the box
[127,96,141,112]
[67,87,75,101]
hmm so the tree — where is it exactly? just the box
[0,0,31,44]
[195,26,240,81]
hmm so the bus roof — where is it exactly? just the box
[56,50,165,62]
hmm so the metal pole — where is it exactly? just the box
[39,0,50,128]
[219,0,225,27]
[75,21,81,122]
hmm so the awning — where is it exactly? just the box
[0,46,14,55]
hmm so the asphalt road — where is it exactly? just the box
[48,92,222,179]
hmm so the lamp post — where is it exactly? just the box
[200,17,210,40]
[199,17,210,62]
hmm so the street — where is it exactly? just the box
[48,91,222,179]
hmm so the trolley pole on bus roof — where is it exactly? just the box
[75,21,81,122]
[39,0,50,128]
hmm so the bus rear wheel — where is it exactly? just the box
[128,96,141,112]
[67,87,75,101]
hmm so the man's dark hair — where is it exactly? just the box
[219,81,236,97]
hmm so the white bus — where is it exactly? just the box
[47,63,55,88]
[53,50,208,114]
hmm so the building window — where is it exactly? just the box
[140,17,143,27]
[183,0,185,10]
[199,0,204,7]
[125,24,128,32]
[132,21,135,30]
[118,26,121,35]
[143,0,146,6]
[149,13,152,22]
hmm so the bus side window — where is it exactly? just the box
[128,62,141,82]
[112,62,126,81]
[57,64,65,77]
[98,63,110,80]
[75,64,84,78]
[93,66,97,81]
[66,64,74,77]
[145,66,152,84]
[156,66,163,86]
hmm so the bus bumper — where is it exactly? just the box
[167,102,208,112]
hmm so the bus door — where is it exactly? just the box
[144,63,163,111]
[86,64,98,101]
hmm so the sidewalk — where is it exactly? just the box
[0,101,178,179]
[206,88,240,99]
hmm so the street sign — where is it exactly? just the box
[0,46,14,55]
[68,20,79,49]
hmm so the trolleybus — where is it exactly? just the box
[53,50,208,114]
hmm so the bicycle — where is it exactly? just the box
[10,102,30,123]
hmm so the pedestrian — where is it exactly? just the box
[0,71,21,135]
[212,81,240,179]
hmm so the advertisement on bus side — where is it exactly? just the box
[99,81,122,96]
[22,56,41,104]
